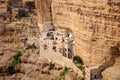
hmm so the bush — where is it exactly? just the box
[18,9,28,17]
[8,65,16,75]
[77,65,84,71]
[60,67,69,76]
[78,65,85,76]
[80,77,84,80]
[49,63,55,70]
[51,78,55,80]
[13,51,22,65]
[73,56,83,65]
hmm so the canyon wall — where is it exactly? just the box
[52,0,120,65]
[36,0,120,65]
[35,0,52,33]
[35,0,52,24]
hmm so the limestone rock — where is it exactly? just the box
[0,53,13,66]
[35,0,52,33]
[52,0,120,65]
[35,0,120,79]
[21,50,39,64]
[102,58,120,80]
[36,0,120,65]
[35,0,52,24]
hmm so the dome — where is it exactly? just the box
[69,34,74,38]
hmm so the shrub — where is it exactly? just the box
[18,9,28,17]
[77,65,84,71]
[49,63,55,70]
[13,51,22,65]
[8,65,16,75]
[80,77,84,80]
[77,65,85,76]
[60,67,69,76]
[51,78,55,80]
[73,56,83,65]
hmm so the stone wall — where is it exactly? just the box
[51,0,120,65]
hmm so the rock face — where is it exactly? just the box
[34,0,120,79]
[36,0,120,65]
[102,57,120,80]
[35,0,52,33]
[52,0,120,65]
[35,0,52,24]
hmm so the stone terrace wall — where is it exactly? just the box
[52,0,120,65]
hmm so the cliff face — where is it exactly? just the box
[52,0,120,65]
[35,0,52,33]
[36,0,120,65]
[35,0,52,24]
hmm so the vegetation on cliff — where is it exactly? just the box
[13,51,22,65]
[73,55,83,65]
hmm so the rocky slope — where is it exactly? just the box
[0,49,81,80]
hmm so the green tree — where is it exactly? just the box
[73,56,83,65]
